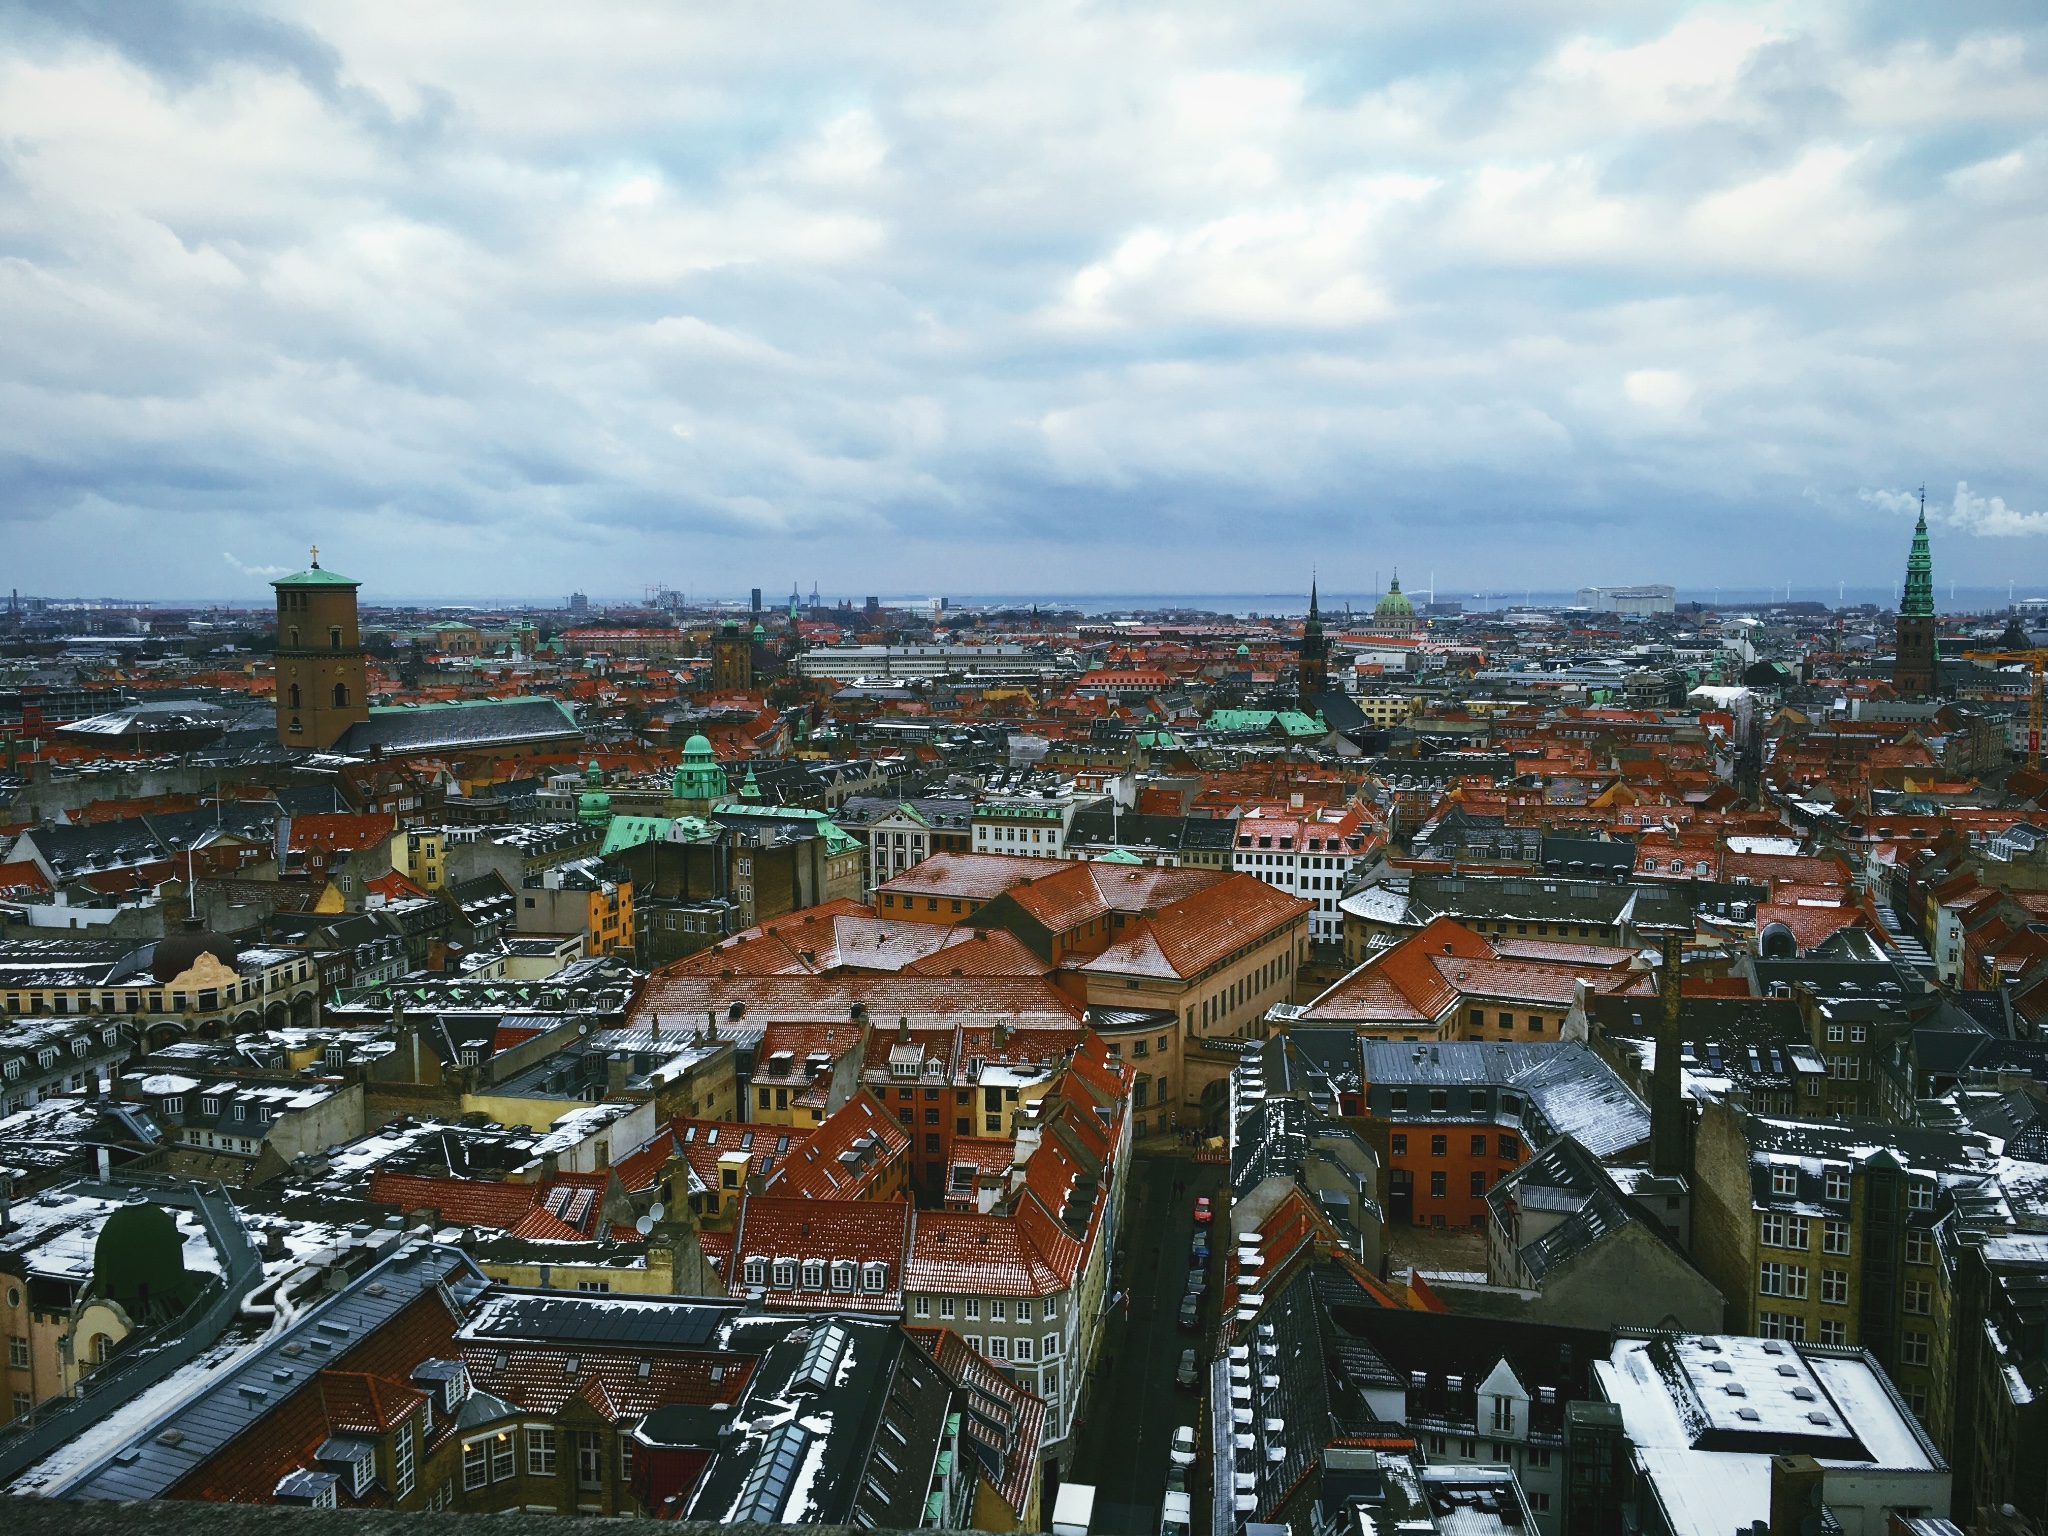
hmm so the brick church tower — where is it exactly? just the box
[273,550,371,748]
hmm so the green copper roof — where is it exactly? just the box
[273,564,359,588]
[1094,848,1144,864]
[1901,505,1935,618]
[1375,572,1414,617]
[601,816,673,855]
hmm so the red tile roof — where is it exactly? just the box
[727,1194,912,1313]
[632,974,1083,1032]
[766,1089,912,1200]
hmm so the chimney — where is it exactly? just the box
[1768,1456,1825,1536]
[897,1015,911,1045]
[1650,930,1689,1181]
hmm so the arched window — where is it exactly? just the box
[332,683,350,708]
[287,684,300,708]
[288,627,300,649]
[288,716,303,735]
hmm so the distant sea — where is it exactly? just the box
[950,585,2048,618]
[26,583,2047,617]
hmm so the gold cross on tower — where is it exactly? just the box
[310,545,320,567]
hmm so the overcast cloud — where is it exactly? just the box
[2,1,2045,601]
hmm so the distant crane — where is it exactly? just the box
[1964,647,2048,769]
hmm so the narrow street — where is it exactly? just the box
[1065,1150,1226,1536]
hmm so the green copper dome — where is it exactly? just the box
[578,789,611,822]
[672,733,726,801]
[1375,573,1414,619]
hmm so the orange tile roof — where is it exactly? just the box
[1075,873,1307,981]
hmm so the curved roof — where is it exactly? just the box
[1375,577,1414,617]
[272,564,359,588]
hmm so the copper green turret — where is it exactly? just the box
[1901,501,1934,618]
[1893,490,1938,696]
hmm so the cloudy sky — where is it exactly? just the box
[3,2,2045,604]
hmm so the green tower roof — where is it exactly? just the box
[1901,501,1935,619]
[272,550,359,589]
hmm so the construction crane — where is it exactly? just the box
[1963,649,2048,769]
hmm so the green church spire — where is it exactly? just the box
[1901,487,1934,618]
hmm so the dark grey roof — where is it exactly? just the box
[329,698,580,757]
[55,1243,487,1502]
[1492,1136,1684,1282]
[458,1290,740,1350]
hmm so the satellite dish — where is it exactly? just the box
[649,1203,665,1222]
[635,1214,654,1235]
[579,1023,592,1036]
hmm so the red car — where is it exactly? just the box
[1193,1196,1213,1225]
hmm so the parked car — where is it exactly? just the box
[1161,1489,1192,1536]
[1178,1293,1202,1331]
[1188,1236,1209,1268]
[1166,1464,1188,1494]
[1170,1425,1197,1467]
[1193,1196,1213,1225]
[1186,1269,1208,1296]
[1175,1347,1198,1388]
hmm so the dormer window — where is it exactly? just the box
[201,1097,220,1117]
[802,1259,826,1290]
[772,1258,797,1289]
[862,1262,887,1293]
[744,1257,767,1287]
[831,1261,856,1292]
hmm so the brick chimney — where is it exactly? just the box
[1650,929,1690,1181]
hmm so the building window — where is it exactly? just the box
[1903,1279,1931,1315]
[772,1259,797,1289]
[395,1417,415,1500]
[7,1337,26,1370]
[1470,1172,1486,1197]
[1823,1219,1851,1256]
[1900,1331,1930,1368]
[986,1336,1008,1360]
[1825,1168,1849,1202]
[1757,1311,1806,1342]
[1906,1180,1933,1211]
[1904,1229,1933,1265]
[965,1298,981,1321]
[490,1431,514,1481]
[1391,1134,1407,1155]
[1770,1165,1796,1195]
[914,1296,930,1318]
[1818,1319,1847,1347]
[528,1428,557,1477]
[1431,1135,1447,1157]
[940,1298,956,1320]
[1821,1269,1848,1305]
[1430,1172,1446,1198]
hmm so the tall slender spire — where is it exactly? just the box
[1901,486,1934,618]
